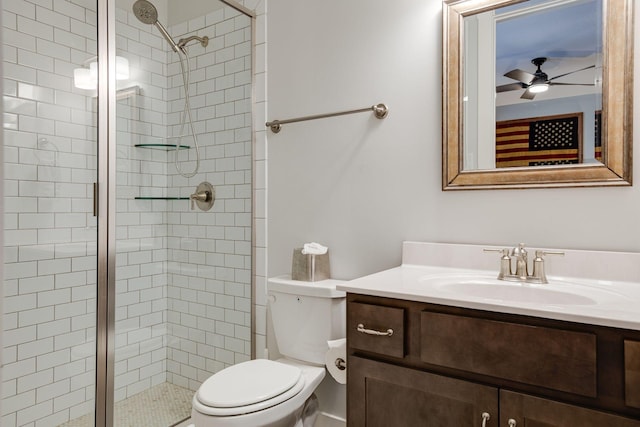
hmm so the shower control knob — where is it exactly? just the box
[190,192,209,210]
[190,182,215,211]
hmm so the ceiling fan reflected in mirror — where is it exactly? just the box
[496,57,596,100]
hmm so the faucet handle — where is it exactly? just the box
[484,248,509,255]
[530,250,565,283]
[536,250,565,257]
[483,248,512,279]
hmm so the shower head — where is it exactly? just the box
[132,0,157,24]
[132,0,182,53]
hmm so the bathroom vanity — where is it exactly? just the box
[338,242,640,426]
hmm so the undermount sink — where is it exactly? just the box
[416,273,620,306]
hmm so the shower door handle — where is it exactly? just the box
[93,182,98,217]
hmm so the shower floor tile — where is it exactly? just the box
[60,382,193,427]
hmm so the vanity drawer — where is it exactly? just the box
[420,311,597,397]
[348,301,405,358]
[625,340,640,409]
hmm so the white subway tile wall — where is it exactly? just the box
[113,8,171,406]
[163,8,253,391]
[3,0,98,425]
[3,0,268,425]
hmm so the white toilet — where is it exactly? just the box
[191,276,346,427]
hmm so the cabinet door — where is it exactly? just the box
[348,356,498,427]
[500,390,640,427]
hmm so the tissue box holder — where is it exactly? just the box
[291,248,330,281]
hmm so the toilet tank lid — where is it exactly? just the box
[268,275,346,298]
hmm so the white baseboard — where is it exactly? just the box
[314,412,346,427]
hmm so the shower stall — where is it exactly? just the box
[2,0,256,425]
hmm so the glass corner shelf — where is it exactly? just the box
[134,143,191,150]
[134,196,189,200]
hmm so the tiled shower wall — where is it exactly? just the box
[114,0,254,399]
[114,7,170,403]
[2,0,99,425]
[164,9,253,389]
[3,0,264,425]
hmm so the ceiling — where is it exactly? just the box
[494,0,603,104]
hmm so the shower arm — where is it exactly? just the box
[154,22,182,53]
[178,35,209,50]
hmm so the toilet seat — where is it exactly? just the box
[194,359,305,417]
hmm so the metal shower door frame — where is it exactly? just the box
[96,0,116,424]
[95,0,256,425]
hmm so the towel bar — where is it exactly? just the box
[266,103,388,133]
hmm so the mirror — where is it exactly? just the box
[443,0,633,190]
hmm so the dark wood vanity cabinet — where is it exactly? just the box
[350,355,498,427]
[346,294,640,426]
[500,391,640,427]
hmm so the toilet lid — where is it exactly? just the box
[197,359,303,411]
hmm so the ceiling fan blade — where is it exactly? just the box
[520,89,536,100]
[504,69,536,84]
[548,64,596,82]
[549,82,596,86]
[496,82,525,93]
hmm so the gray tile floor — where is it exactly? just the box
[60,383,193,427]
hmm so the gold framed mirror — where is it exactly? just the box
[443,0,633,190]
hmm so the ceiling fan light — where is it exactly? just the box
[529,83,549,94]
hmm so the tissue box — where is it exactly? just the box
[291,248,330,281]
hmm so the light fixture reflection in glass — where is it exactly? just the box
[73,56,130,90]
[73,68,95,90]
[116,56,130,80]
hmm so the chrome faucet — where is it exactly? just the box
[484,243,564,284]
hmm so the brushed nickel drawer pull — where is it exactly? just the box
[481,412,490,427]
[357,323,393,337]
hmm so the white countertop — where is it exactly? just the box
[337,242,640,331]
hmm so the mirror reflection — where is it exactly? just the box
[463,0,603,171]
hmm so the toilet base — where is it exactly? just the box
[296,394,319,427]
[191,394,319,427]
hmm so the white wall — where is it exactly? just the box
[266,0,640,282]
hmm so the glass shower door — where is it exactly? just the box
[112,1,254,425]
[2,0,99,425]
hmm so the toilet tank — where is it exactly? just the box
[267,276,346,365]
